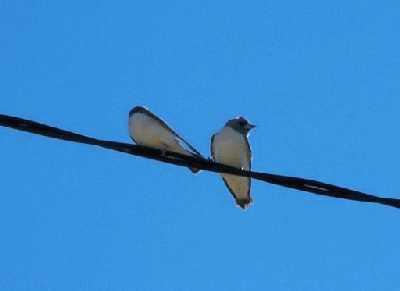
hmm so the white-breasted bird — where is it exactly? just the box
[211,117,255,209]
[128,106,203,173]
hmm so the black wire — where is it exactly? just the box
[1,113,399,209]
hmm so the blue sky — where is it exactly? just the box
[1,1,400,290]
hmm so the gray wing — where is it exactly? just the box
[243,136,252,205]
[210,133,216,160]
[146,109,203,158]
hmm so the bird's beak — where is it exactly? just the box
[247,123,256,130]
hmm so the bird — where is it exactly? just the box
[128,106,203,173]
[211,116,255,209]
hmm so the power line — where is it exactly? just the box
[1,113,399,209]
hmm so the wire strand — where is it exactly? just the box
[1,113,399,209]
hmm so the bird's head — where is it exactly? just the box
[226,116,255,134]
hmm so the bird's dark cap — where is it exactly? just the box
[129,106,148,117]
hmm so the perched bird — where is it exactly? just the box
[211,117,255,209]
[128,106,203,173]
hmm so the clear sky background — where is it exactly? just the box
[1,1,400,290]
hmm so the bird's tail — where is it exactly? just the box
[235,197,253,209]
[189,167,201,174]
[184,152,204,174]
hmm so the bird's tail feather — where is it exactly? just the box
[189,167,201,174]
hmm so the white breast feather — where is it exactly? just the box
[213,127,250,202]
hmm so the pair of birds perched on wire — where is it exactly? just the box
[128,106,256,209]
